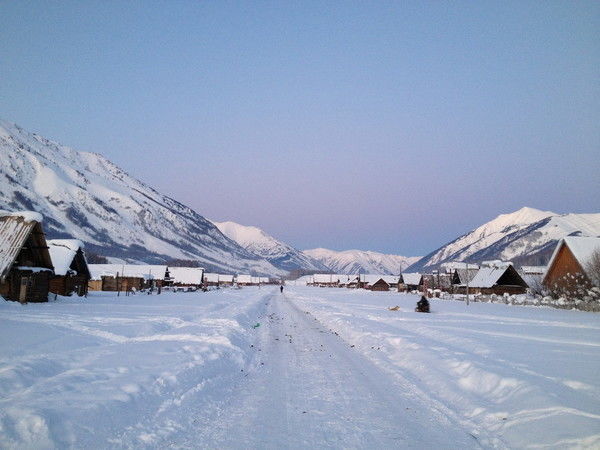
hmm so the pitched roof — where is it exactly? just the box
[204,273,234,283]
[88,264,168,281]
[47,239,85,276]
[0,213,52,281]
[236,274,252,283]
[169,267,205,284]
[469,265,526,288]
[544,236,600,281]
[402,273,422,285]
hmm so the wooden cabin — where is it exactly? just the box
[368,278,390,291]
[48,239,91,297]
[543,237,600,292]
[204,273,234,287]
[400,273,423,292]
[235,274,254,286]
[464,264,528,295]
[88,264,167,291]
[169,267,205,289]
[0,212,54,303]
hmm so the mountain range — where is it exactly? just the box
[211,220,329,272]
[406,207,600,272]
[1,119,598,277]
[304,248,420,275]
[0,120,283,275]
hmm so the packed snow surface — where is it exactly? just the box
[1,287,598,448]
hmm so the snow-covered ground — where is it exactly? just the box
[1,287,599,448]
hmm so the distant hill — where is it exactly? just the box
[303,248,421,275]
[407,207,600,272]
[211,220,329,273]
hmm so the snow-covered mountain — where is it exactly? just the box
[408,207,600,272]
[0,119,284,275]
[303,248,421,275]
[211,220,329,272]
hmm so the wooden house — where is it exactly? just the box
[47,239,91,297]
[311,274,340,287]
[204,273,234,287]
[465,264,528,295]
[543,237,600,292]
[368,278,390,291]
[236,274,254,286]
[88,264,168,291]
[169,267,205,289]
[400,273,423,292]
[0,212,54,303]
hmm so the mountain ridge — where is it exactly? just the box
[211,220,330,272]
[0,119,284,276]
[303,247,421,275]
[407,207,600,272]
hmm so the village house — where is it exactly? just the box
[463,263,528,295]
[88,264,168,292]
[236,274,254,286]
[0,211,54,303]
[311,274,340,287]
[518,266,547,294]
[168,267,205,290]
[47,239,91,297]
[543,236,600,293]
[400,273,423,292]
[367,277,390,291]
[203,273,234,287]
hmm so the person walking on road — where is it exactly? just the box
[280,285,284,293]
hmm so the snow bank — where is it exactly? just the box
[288,287,600,448]
[0,289,268,447]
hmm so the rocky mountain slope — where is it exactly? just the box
[303,248,421,275]
[0,119,284,275]
[212,221,329,273]
[407,207,600,272]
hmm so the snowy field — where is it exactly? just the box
[0,287,599,449]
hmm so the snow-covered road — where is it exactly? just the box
[1,286,599,448]
[192,291,477,449]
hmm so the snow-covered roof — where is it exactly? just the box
[360,274,400,285]
[402,273,422,285]
[204,273,234,283]
[88,264,168,281]
[441,261,480,272]
[0,213,49,281]
[236,274,252,284]
[169,267,204,285]
[469,265,526,288]
[481,260,512,268]
[545,236,600,280]
[47,239,85,276]
[520,266,546,275]
[312,274,339,283]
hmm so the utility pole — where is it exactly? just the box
[465,262,470,306]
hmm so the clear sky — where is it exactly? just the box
[1,1,599,256]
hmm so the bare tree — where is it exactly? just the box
[585,248,600,287]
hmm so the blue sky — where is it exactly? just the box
[1,1,599,256]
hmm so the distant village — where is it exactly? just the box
[1,210,599,311]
